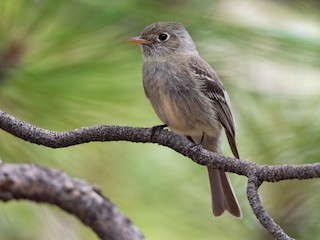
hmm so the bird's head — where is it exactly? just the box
[128,22,196,60]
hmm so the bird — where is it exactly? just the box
[128,22,241,218]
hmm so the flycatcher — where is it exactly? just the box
[128,22,241,218]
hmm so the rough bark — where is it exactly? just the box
[1,109,319,239]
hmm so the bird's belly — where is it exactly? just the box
[156,97,191,133]
[148,90,219,138]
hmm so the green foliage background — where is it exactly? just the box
[0,0,320,239]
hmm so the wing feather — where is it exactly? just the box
[188,57,240,159]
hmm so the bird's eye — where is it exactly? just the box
[157,33,169,42]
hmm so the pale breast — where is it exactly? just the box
[142,60,221,138]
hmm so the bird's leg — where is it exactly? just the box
[199,132,205,145]
[187,132,205,146]
[150,124,168,140]
[186,136,194,143]
[188,132,205,154]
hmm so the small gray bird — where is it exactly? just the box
[128,22,241,218]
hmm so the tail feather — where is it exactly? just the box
[187,134,241,217]
[207,168,242,218]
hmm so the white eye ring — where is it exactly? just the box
[157,32,170,42]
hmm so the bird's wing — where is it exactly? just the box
[188,56,240,159]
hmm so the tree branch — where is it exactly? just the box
[247,175,293,240]
[0,109,319,239]
[0,163,144,240]
[1,110,319,181]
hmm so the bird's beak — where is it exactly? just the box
[127,36,151,44]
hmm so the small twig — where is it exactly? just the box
[0,163,144,240]
[247,175,294,240]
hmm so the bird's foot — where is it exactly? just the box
[187,132,205,146]
[188,132,205,153]
[150,124,168,140]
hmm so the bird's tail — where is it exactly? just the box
[207,167,242,218]
[188,134,241,217]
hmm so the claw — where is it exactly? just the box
[187,133,205,156]
[150,124,168,140]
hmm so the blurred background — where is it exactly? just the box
[0,0,320,239]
